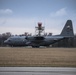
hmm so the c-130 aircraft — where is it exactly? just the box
[4,20,74,47]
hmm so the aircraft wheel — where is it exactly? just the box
[46,45,50,48]
[32,46,39,48]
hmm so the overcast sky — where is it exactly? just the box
[0,0,76,35]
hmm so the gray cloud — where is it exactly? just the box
[0,9,13,15]
[50,8,67,17]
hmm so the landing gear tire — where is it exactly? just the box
[46,45,50,48]
[32,46,39,48]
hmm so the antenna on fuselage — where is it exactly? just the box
[35,22,45,36]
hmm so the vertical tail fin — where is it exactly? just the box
[60,20,74,37]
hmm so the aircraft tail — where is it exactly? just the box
[60,20,74,37]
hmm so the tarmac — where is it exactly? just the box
[0,67,76,75]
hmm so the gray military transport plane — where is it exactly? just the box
[4,20,74,47]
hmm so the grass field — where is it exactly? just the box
[0,47,76,67]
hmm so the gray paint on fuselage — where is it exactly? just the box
[4,36,27,46]
[26,35,64,46]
